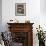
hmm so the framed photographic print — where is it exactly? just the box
[15,3,26,16]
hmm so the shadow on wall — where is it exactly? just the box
[0,0,2,32]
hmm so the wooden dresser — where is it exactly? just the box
[7,23,34,46]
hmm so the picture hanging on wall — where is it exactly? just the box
[15,3,26,16]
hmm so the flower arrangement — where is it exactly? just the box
[36,25,45,42]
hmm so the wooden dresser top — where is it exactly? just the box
[7,23,34,25]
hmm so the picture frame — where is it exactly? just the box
[15,3,26,16]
